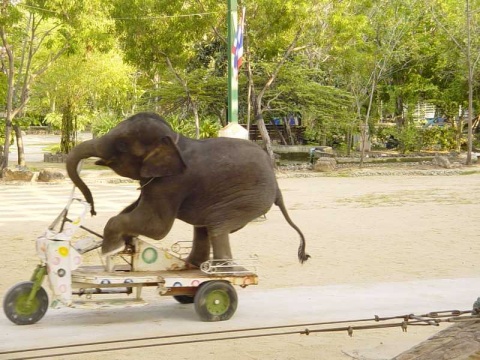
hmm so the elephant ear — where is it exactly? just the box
[140,136,186,178]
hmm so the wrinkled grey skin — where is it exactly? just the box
[66,112,310,266]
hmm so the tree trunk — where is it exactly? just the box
[1,26,14,175]
[360,67,379,168]
[193,103,200,139]
[1,117,13,174]
[247,56,276,166]
[153,73,160,113]
[256,114,276,165]
[14,124,25,167]
[246,29,303,167]
[270,119,287,145]
[346,130,352,156]
[466,0,473,164]
[247,79,252,139]
[61,102,76,154]
[284,117,295,145]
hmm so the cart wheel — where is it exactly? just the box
[173,295,195,304]
[194,281,237,322]
[3,281,49,325]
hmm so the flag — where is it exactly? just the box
[232,7,245,79]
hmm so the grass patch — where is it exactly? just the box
[460,169,480,175]
[337,189,476,207]
[42,144,61,153]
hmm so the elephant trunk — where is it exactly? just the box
[66,139,98,216]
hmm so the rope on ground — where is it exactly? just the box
[2,309,478,359]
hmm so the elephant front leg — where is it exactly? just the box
[186,226,211,268]
[102,216,130,256]
[102,209,175,256]
[102,197,140,255]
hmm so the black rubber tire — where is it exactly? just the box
[173,295,195,304]
[3,281,49,325]
[194,281,238,322]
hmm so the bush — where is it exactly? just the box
[397,123,421,153]
[374,123,458,153]
[199,117,221,138]
[165,115,221,139]
[166,115,197,138]
[91,113,123,137]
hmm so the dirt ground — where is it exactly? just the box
[1,163,480,359]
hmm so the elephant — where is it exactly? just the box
[66,112,310,267]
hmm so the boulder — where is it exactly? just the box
[433,154,451,169]
[43,152,68,163]
[2,167,34,182]
[313,158,336,172]
[37,168,65,182]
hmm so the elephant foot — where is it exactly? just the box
[101,237,126,257]
[122,243,135,254]
[185,255,209,269]
[214,261,246,274]
[184,261,200,270]
[199,259,246,274]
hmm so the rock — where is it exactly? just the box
[2,167,34,182]
[314,158,336,172]
[433,154,451,169]
[37,168,65,182]
[43,152,68,163]
[312,146,333,154]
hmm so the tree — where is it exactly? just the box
[425,0,480,162]
[110,0,226,134]
[0,0,115,174]
[31,50,136,153]
[244,0,344,164]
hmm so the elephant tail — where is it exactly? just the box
[275,189,310,264]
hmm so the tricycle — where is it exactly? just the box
[3,184,258,325]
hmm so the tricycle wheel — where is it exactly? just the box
[194,281,237,322]
[3,281,49,325]
[173,295,194,304]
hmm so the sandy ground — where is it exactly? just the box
[2,132,480,359]
[1,165,480,359]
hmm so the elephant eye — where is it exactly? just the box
[116,140,128,153]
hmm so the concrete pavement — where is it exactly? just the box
[0,277,479,354]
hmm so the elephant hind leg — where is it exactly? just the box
[209,231,233,261]
[186,226,211,267]
[210,231,249,273]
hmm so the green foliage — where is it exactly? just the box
[2,0,480,159]
[91,113,123,137]
[375,123,458,152]
[164,115,196,138]
[43,144,61,154]
[420,126,458,150]
[165,115,220,139]
[198,117,221,138]
[396,123,421,153]
[375,125,398,146]
[0,73,6,107]
[43,113,63,130]
[110,0,221,72]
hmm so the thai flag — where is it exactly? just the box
[232,7,245,79]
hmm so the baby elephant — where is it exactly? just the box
[66,112,310,267]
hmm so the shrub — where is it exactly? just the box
[91,113,123,137]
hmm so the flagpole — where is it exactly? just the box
[219,1,248,139]
[227,0,238,124]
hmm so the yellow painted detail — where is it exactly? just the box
[58,246,69,257]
